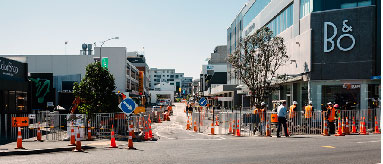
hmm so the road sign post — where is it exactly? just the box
[12,117,29,127]
[118,97,137,115]
[199,97,207,107]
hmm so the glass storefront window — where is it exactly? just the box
[300,0,313,19]
[322,85,360,110]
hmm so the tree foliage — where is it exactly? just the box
[228,27,288,108]
[73,62,119,115]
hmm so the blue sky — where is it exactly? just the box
[0,0,247,79]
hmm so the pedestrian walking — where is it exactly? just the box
[277,101,289,138]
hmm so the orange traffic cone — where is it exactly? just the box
[233,120,236,136]
[236,120,240,137]
[73,127,83,152]
[194,121,197,132]
[36,122,43,141]
[360,117,369,135]
[163,113,167,121]
[110,125,118,148]
[229,119,232,134]
[210,122,215,135]
[68,122,76,146]
[15,127,24,149]
[215,116,219,126]
[128,124,136,150]
[87,121,92,141]
[341,118,346,135]
[350,117,359,135]
[167,113,170,121]
[345,117,350,135]
[265,122,271,137]
[158,114,162,123]
[373,116,380,134]
[322,119,330,136]
[144,121,149,141]
[335,117,344,136]
[149,123,153,139]
[186,116,190,130]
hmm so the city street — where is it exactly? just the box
[0,103,380,164]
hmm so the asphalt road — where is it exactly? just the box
[0,103,380,164]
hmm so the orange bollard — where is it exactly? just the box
[322,119,330,136]
[73,127,83,152]
[15,127,24,149]
[110,125,118,148]
[36,122,43,141]
[236,120,240,137]
[128,124,136,150]
[68,122,76,146]
[373,116,380,134]
[233,120,236,136]
[335,117,344,136]
[87,121,92,141]
[215,116,219,126]
[158,114,162,123]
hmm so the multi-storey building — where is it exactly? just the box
[149,68,193,97]
[227,0,381,112]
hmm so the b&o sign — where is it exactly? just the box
[324,20,355,53]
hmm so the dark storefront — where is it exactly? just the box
[0,57,30,114]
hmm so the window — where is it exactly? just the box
[266,4,294,36]
[170,83,174,85]
[300,0,313,19]
[243,0,272,28]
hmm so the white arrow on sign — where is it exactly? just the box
[123,101,133,111]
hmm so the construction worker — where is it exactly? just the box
[289,101,298,132]
[277,101,289,138]
[259,102,267,136]
[252,105,260,134]
[304,101,314,129]
[326,102,336,134]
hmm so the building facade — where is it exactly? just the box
[149,68,193,98]
[227,0,381,111]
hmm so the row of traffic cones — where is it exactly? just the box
[323,116,380,136]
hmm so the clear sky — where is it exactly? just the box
[0,0,247,79]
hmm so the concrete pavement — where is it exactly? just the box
[0,103,380,164]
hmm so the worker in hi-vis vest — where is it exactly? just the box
[304,101,314,128]
[326,102,336,134]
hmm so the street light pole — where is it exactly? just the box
[99,37,119,62]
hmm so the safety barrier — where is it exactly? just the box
[189,107,381,137]
[0,106,169,142]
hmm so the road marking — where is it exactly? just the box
[321,146,335,149]
[356,140,380,144]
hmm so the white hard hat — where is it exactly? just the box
[309,101,312,104]
[261,102,266,106]
[293,101,298,105]
[327,102,332,105]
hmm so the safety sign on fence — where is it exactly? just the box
[119,97,136,114]
[12,117,29,127]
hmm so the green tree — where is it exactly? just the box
[228,27,288,108]
[73,62,119,115]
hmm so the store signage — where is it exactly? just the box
[0,57,25,81]
[218,97,233,102]
[324,20,355,53]
[342,83,360,90]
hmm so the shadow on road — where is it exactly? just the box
[0,146,96,156]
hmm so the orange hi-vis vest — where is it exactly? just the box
[260,108,265,122]
[289,105,297,118]
[327,106,336,122]
[304,105,313,118]
[253,108,259,115]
